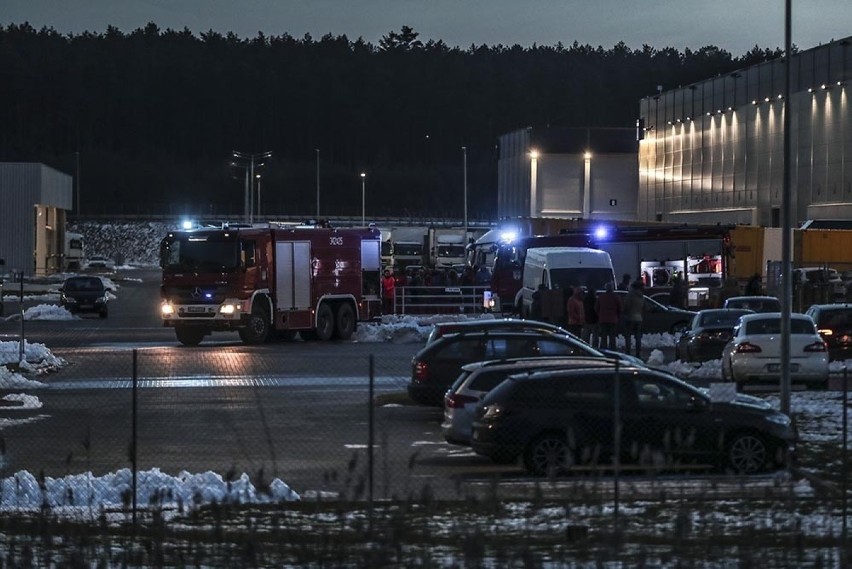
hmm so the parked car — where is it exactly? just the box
[610,290,695,334]
[720,312,829,391]
[85,255,115,271]
[470,366,795,475]
[805,303,852,361]
[59,275,110,317]
[426,318,582,345]
[723,296,781,313]
[442,356,625,447]
[676,309,754,362]
[409,330,609,406]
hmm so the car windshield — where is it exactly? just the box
[817,309,852,330]
[550,268,614,292]
[699,311,750,327]
[64,277,104,292]
[745,318,815,335]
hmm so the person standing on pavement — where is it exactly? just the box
[595,281,622,350]
[582,288,599,347]
[382,269,396,314]
[618,273,631,292]
[622,280,646,357]
[566,286,585,337]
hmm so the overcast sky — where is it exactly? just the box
[2,1,851,56]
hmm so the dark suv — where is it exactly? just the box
[805,303,852,360]
[470,366,795,475]
[59,276,110,318]
[409,330,609,406]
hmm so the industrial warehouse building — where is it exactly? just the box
[497,36,851,229]
[0,162,73,276]
[638,35,852,226]
[496,126,639,221]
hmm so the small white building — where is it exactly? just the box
[497,126,639,221]
[0,162,73,276]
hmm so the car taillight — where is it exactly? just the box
[735,342,762,353]
[804,341,827,352]
[445,393,478,409]
[818,328,833,336]
[414,361,429,382]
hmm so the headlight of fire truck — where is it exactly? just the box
[218,299,244,316]
[161,302,175,316]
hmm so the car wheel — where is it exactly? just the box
[523,434,570,476]
[239,304,270,345]
[333,303,355,340]
[670,321,689,334]
[727,432,768,474]
[315,303,334,341]
[175,326,205,347]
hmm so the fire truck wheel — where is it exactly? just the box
[334,303,355,340]
[239,305,270,344]
[175,326,205,347]
[315,303,334,341]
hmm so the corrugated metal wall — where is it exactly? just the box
[0,163,72,276]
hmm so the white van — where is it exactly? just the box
[519,247,616,317]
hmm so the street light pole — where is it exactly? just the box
[255,174,262,218]
[232,150,272,224]
[75,151,80,216]
[462,146,468,241]
[360,172,366,226]
[316,149,321,218]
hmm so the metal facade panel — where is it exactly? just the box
[0,163,39,274]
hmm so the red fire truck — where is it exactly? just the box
[159,223,382,346]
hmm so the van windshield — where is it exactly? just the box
[550,268,614,292]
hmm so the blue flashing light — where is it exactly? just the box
[205,293,213,299]
[593,225,609,240]
[499,230,518,243]
[181,219,194,230]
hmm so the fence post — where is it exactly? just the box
[132,349,138,526]
[613,359,621,537]
[843,365,848,544]
[368,354,375,536]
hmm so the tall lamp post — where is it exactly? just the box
[360,172,366,226]
[462,146,468,241]
[315,149,321,218]
[255,174,262,218]
[232,150,272,223]
[529,149,539,217]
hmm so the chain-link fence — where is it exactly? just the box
[1,346,852,565]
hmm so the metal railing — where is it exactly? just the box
[392,285,489,315]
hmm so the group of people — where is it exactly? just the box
[560,278,646,356]
[380,264,492,314]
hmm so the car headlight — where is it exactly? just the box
[219,304,237,315]
[161,303,175,315]
[765,414,791,427]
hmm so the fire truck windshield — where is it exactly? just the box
[436,245,466,258]
[161,236,240,271]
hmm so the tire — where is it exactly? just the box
[523,434,570,476]
[314,303,334,341]
[239,303,270,345]
[175,326,205,347]
[727,432,768,474]
[334,303,356,340]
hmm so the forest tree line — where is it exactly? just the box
[0,23,784,219]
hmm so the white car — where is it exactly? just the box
[721,312,829,392]
[85,256,115,271]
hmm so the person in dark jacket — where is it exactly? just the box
[595,282,623,350]
[583,288,599,347]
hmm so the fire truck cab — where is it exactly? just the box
[159,223,382,346]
